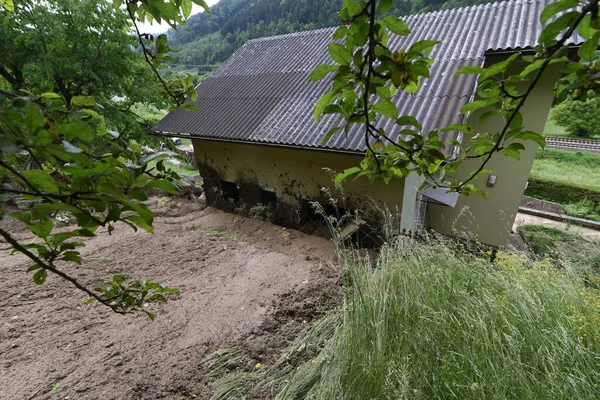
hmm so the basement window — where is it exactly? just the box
[260,188,278,207]
[221,180,240,204]
[297,197,346,222]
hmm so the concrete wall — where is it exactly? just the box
[192,140,405,228]
[427,57,563,246]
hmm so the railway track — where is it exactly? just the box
[545,137,600,153]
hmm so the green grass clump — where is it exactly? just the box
[277,238,600,399]
[518,224,600,276]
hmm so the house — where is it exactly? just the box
[153,0,573,247]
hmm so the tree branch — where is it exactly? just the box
[0,227,125,315]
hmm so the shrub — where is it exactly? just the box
[525,177,600,205]
[552,93,600,138]
[565,199,596,218]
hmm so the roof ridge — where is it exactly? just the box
[244,0,546,44]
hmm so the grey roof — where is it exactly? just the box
[153,0,578,153]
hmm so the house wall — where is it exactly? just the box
[192,140,405,228]
[427,58,563,247]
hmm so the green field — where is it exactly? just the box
[147,158,198,177]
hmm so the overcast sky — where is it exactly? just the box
[137,0,220,34]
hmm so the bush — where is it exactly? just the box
[552,93,600,138]
[565,199,596,219]
[525,177,600,205]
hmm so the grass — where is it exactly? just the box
[530,149,600,193]
[205,235,600,399]
[518,224,600,275]
[192,227,244,242]
[147,159,198,177]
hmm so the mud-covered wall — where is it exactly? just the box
[192,140,406,228]
[427,58,563,247]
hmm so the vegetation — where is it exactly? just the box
[0,0,209,317]
[167,0,506,68]
[552,93,600,138]
[526,149,600,206]
[205,235,600,399]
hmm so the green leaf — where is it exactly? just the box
[181,0,192,18]
[408,40,439,54]
[322,127,341,145]
[71,96,96,107]
[310,64,338,81]
[53,123,94,142]
[332,26,347,40]
[441,124,475,133]
[148,294,168,303]
[61,251,82,264]
[372,100,398,119]
[21,170,60,193]
[396,116,422,129]
[479,53,520,81]
[335,167,362,185]
[503,142,525,160]
[124,215,154,233]
[578,31,600,62]
[577,14,595,40]
[1,0,14,11]
[328,43,352,65]
[27,264,42,272]
[461,99,500,114]
[517,131,546,147]
[453,65,484,77]
[540,0,578,24]
[143,309,156,320]
[146,179,179,194]
[383,16,410,36]
[378,0,393,13]
[33,268,48,285]
[314,91,336,122]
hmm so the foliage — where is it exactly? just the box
[207,237,600,399]
[565,198,597,218]
[526,177,600,205]
[552,92,600,138]
[0,0,211,317]
[518,224,600,274]
[312,0,600,195]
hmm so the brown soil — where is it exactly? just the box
[0,198,339,400]
[520,196,565,215]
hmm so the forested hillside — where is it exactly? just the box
[168,0,500,68]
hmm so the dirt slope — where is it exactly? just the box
[0,199,337,399]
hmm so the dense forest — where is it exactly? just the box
[166,0,500,69]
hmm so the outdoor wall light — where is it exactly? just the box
[487,175,497,187]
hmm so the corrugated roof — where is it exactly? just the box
[153,0,579,153]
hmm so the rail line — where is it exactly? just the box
[545,137,600,153]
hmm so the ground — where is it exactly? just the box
[0,198,339,400]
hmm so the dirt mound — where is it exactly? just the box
[0,200,339,399]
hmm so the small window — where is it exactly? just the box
[260,188,278,207]
[221,180,240,204]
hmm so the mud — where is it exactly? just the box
[0,198,339,399]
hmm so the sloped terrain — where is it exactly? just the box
[0,199,338,399]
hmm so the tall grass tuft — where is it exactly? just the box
[282,237,600,399]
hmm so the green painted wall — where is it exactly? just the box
[192,140,405,225]
[427,58,563,246]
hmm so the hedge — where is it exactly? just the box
[525,177,600,205]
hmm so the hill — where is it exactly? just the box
[167,0,502,68]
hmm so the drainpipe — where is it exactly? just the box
[400,171,426,234]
